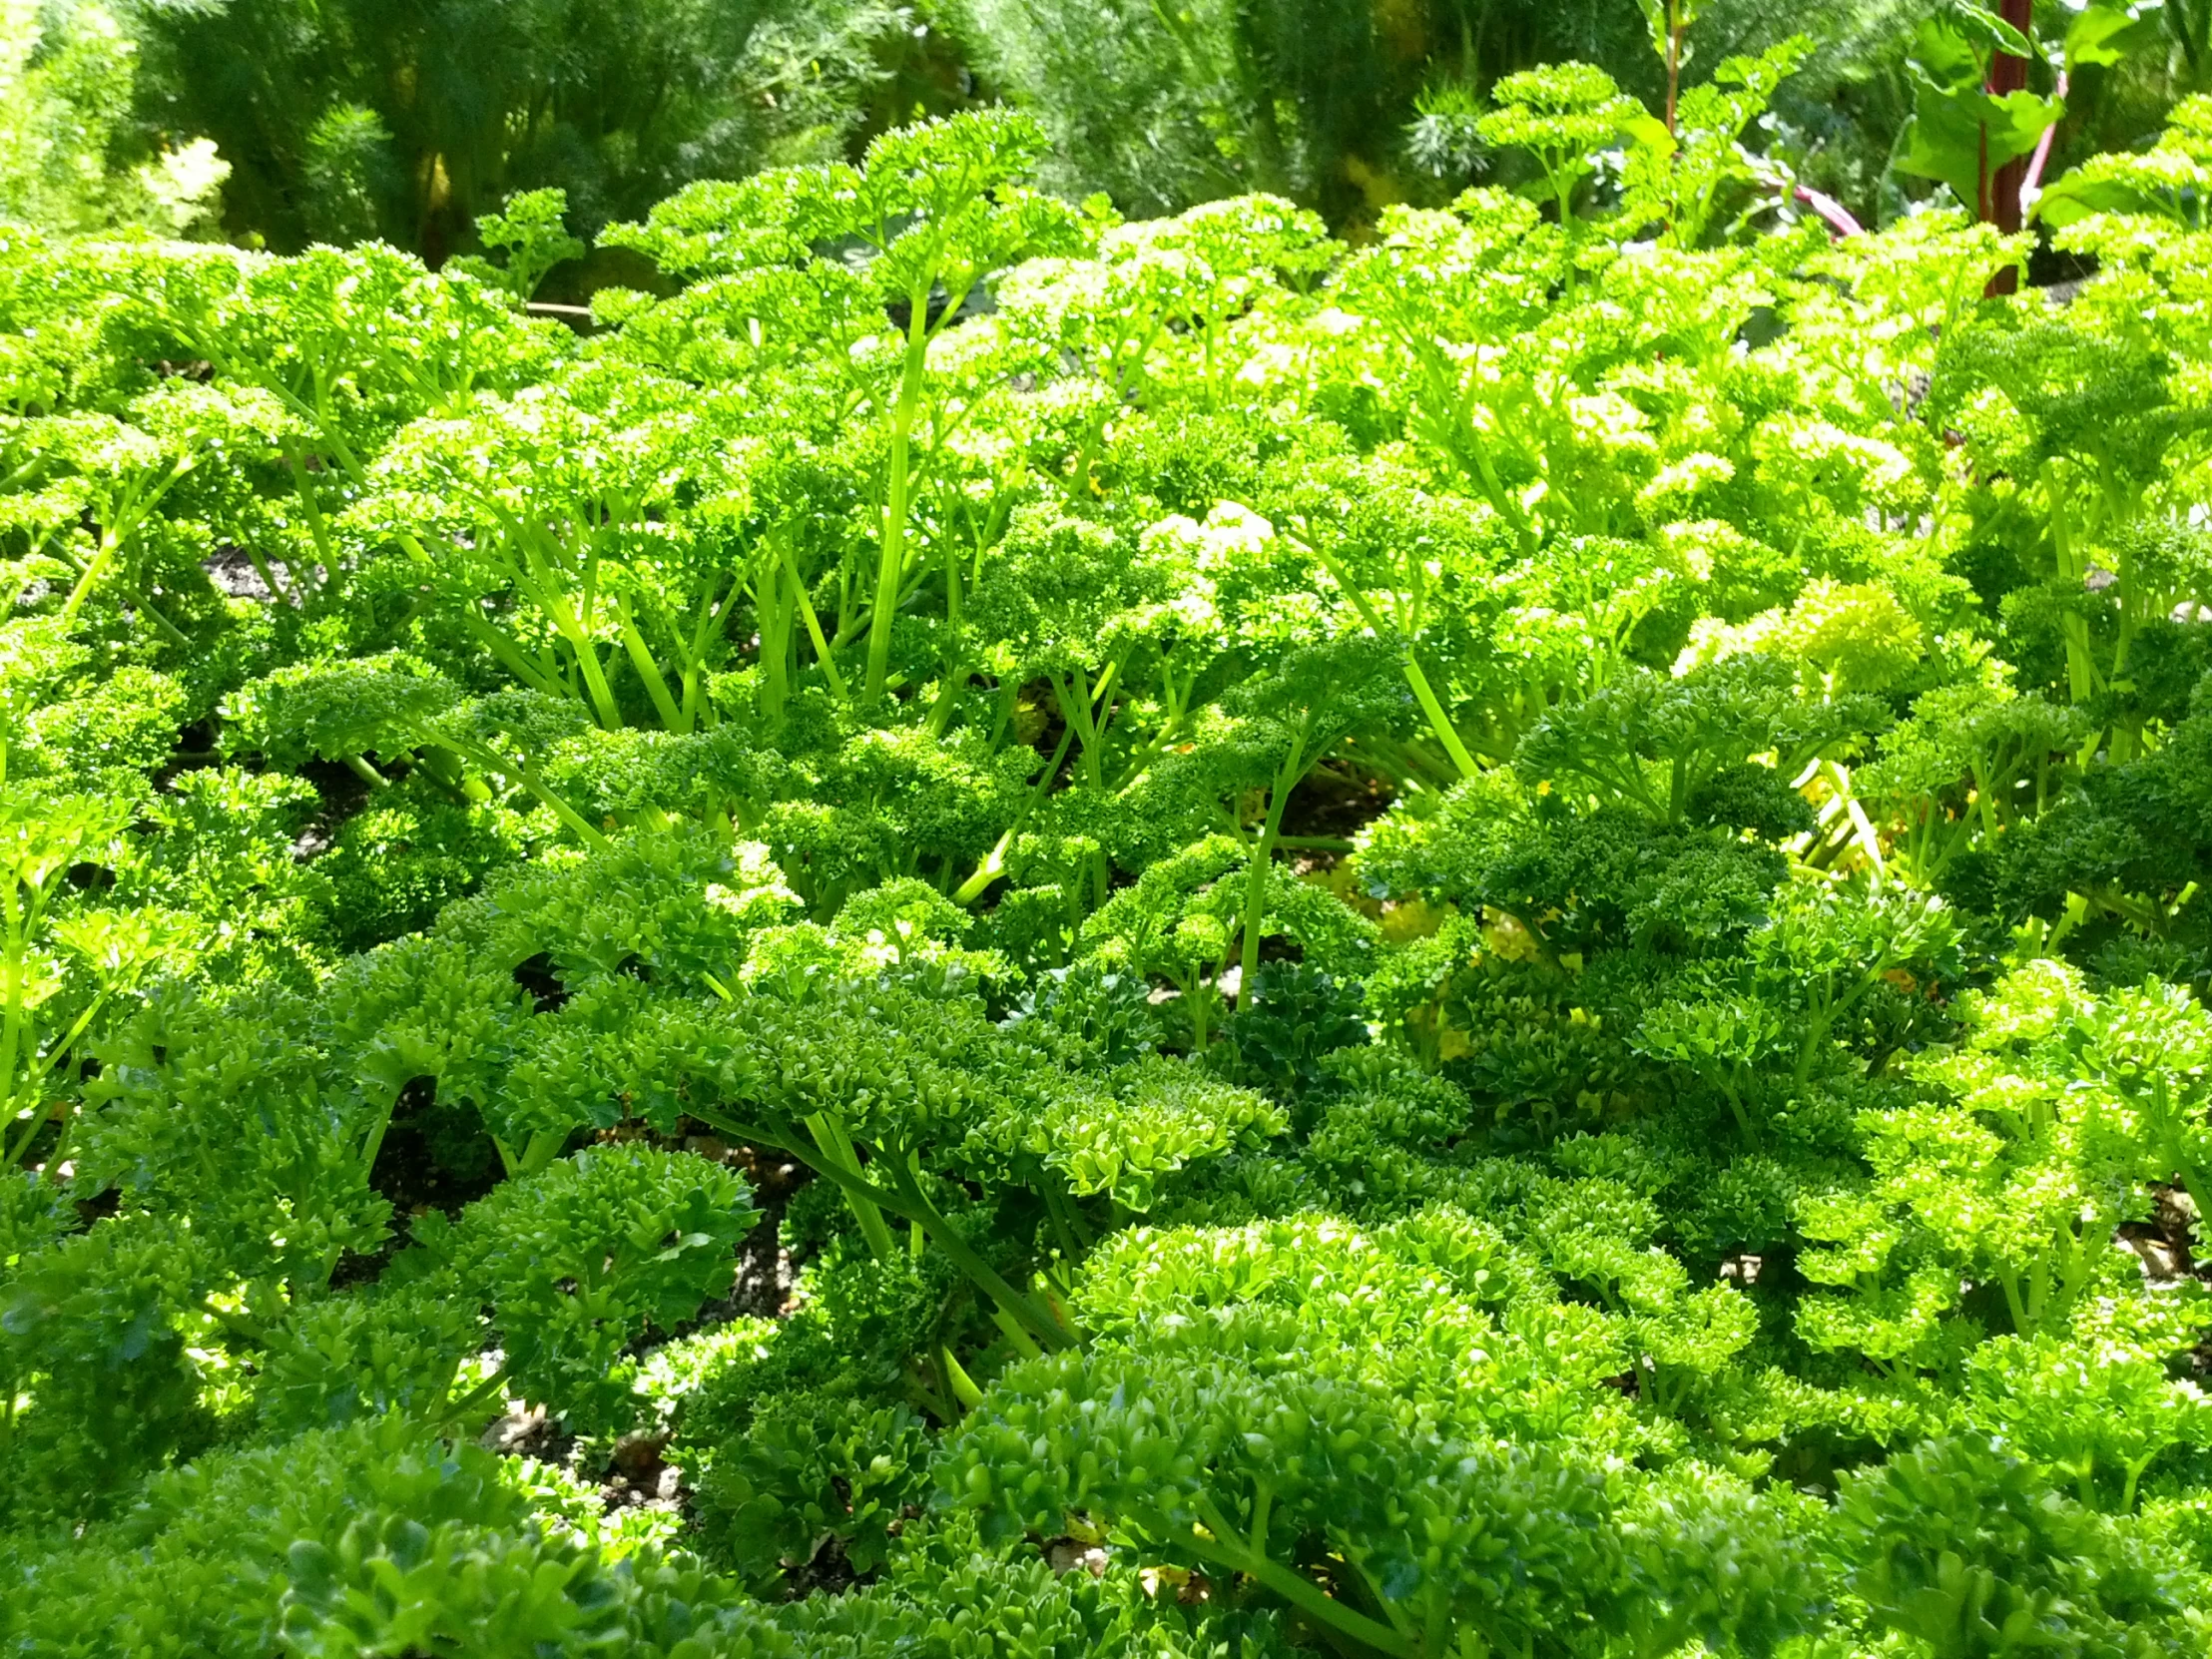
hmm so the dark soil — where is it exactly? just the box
[368,1082,502,1220]
[673,1130,808,1324]
[781,1530,868,1598]
[513,951,570,1013]
[290,757,384,861]
[2119,1185,2203,1285]
[1281,756,1396,845]
[203,546,282,604]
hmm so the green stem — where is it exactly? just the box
[282,440,336,596]
[438,1365,512,1428]
[59,478,161,630]
[569,631,625,732]
[6,983,113,1171]
[989,1306,1045,1362]
[1187,1492,1416,1659]
[132,589,195,651]
[1041,1181,1096,1252]
[59,518,195,651]
[755,560,792,724]
[0,924,26,1137]
[953,718,1078,905]
[1402,654,1478,780]
[805,1110,899,1260]
[616,598,687,732]
[866,295,933,704]
[879,1152,1077,1352]
[1240,717,1313,1009]
[359,1089,401,1174]
[2043,461,2099,704]
[1294,532,1479,781]
[926,665,965,739]
[3,1101,53,1169]
[1051,670,1105,788]
[681,577,725,731]
[780,536,848,701]
[1721,1082,1757,1147]
[34,1094,77,1185]
[459,609,569,700]
[517,1127,567,1175]
[689,1105,1076,1351]
[953,828,1017,908]
[342,753,390,790]
[240,541,294,609]
[514,762,612,851]
[2121,1453,2154,1513]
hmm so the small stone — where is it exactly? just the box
[1044,1537,1110,1578]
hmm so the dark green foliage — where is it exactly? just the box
[999,962,1168,1065]
[944,0,1916,229]
[693,1391,928,1591]
[1218,960,1370,1123]
[0,1215,219,1527]
[129,0,911,260]
[310,789,539,954]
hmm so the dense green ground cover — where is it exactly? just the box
[14,52,2212,1657]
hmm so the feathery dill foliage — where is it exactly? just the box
[13,46,2212,1659]
[940,0,1926,226]
[0,0,228,238]
[123,0,927,258]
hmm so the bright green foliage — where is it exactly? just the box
[2041,93,2212,232]
[1478,63,1640,250]
[943,1213,1817,1658]
[1963,1296,2212,1516]
[1833,1436,2200,1656]
[1619,39,1814,249]
[14,89,2212,1659]
[415,1144,757,1434]
[1517,656,1879,827]
[610,109,1084,706]
[448,190,587,304]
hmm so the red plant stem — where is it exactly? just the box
[1667,16,1683,134]
[1985,0,2034,293]
[1796,186,1865,240]
[2020,69,2070,215]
